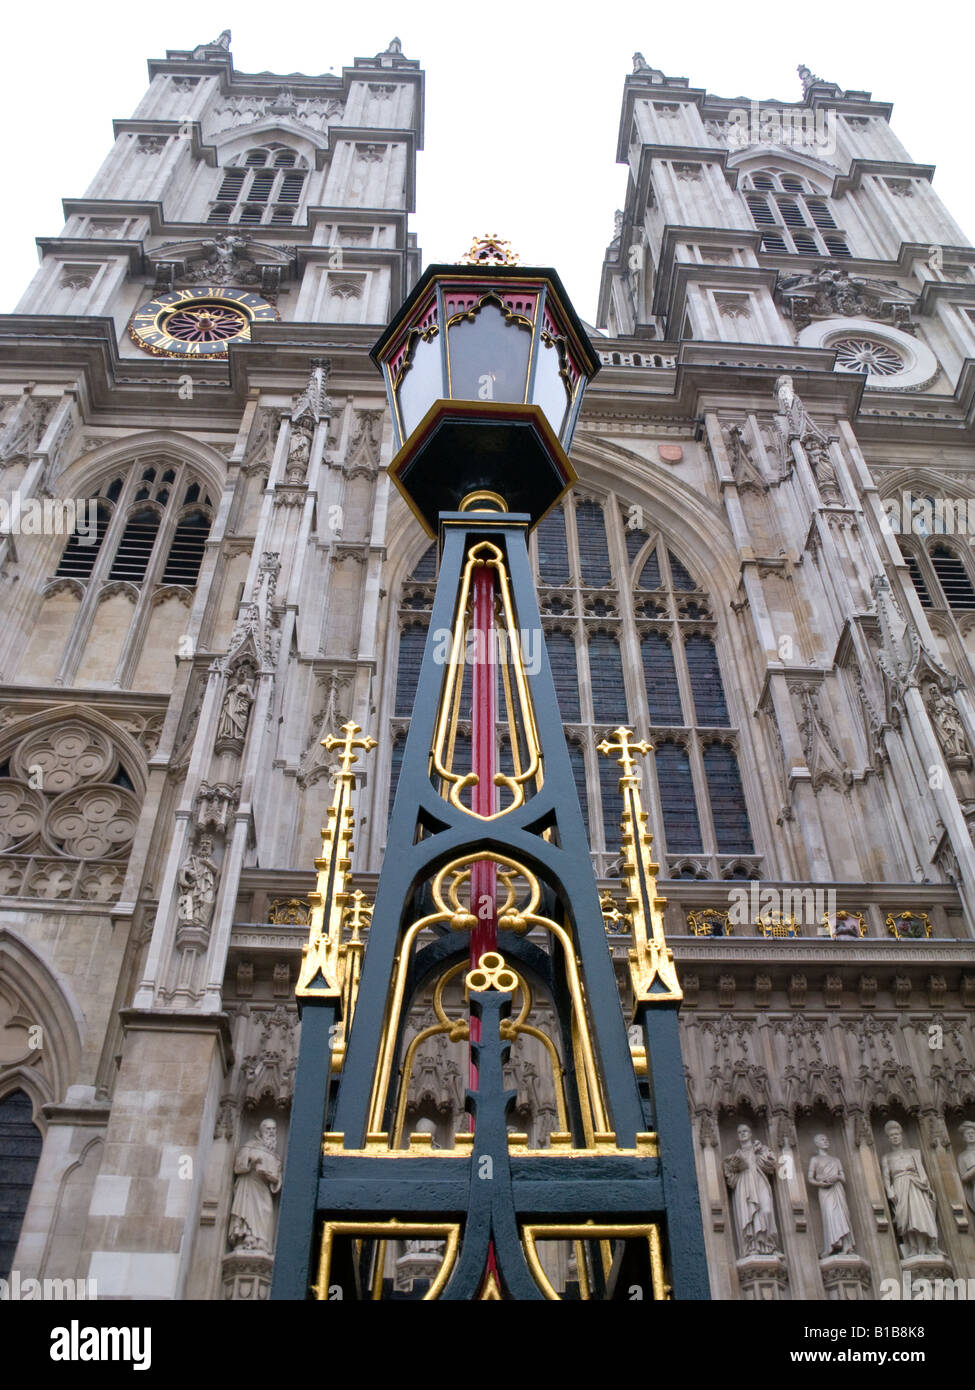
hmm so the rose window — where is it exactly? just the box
[830,337,905,376]
[163,301,249,343]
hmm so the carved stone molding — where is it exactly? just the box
[820,1254,873,1300]
[776,268,916,334]
[221,1249,272,1301]
[736,1253,788,1300]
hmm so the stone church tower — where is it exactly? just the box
[0,34,973,1300]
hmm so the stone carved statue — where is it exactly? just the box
[797,64,834,97]
[177,834,218,928]
[881,1120,942,1257]
[209,234,247,279]
[217,670,256,744]
[228,1118,282,1253]
[775,375,819,441]
[808,1134,855,1256]
[956,1120,975,1216]
[723,1123,782,1256]
[803,434,842,504]
[286,428,311,483]
[925,683,969,760]
[776,267,915,332]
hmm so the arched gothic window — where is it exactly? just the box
[55,465,213,589]
[386,505,758,878]
[208,145,309,227]
[741,169,850,257]
[388,546,438,819]
[930,543,975,610]
[901,533,975,612]
[0,1090,42,1277]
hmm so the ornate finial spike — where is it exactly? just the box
[323,720,377,777]
[458,234,520,267]
[596,726,652,779]
[598,728,680,1003]
[344,889,373,943]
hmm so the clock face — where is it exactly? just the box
[128,287,279,357]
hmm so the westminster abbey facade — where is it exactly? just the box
[0,33,974,1300]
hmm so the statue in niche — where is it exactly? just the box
[228,1118,282,1253]
[925,683,969,760]
[881,1120,942,1258]
[217,668,256,744]
[723,1123,782,1256]
[808,1134,855,1256]
[803,434,843,504]
[956,1120,975,1216]
[176,834,218,928]
[441,1056,464,1113]
[286,426,312,483]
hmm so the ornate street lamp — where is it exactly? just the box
[272,238,709,1302]
[370,234,600,534]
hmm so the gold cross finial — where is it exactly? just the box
[596,726,651,779]
[344,888,373,943]
[323,721,377,777]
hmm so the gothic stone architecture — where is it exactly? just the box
[0,35,973,1301]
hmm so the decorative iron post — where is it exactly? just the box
[272,237,710,1300]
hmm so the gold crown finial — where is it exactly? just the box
[458,234,520,266]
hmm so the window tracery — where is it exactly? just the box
[388,496,756,878]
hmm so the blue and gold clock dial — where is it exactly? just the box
[128,287,279,357]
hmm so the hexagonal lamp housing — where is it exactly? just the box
[370,263,601,535]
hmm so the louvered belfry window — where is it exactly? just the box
[900,529,975,613]
[930,543,975,609]
[55,501,112,579]
[54,465,213,591]
[162,510,210,586]
[207,145,308,227]
[743,170,850,257]
[109,508,161,581]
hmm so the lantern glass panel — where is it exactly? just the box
[533,336,572,438]
[447,300,531,404]
[397,330,444,437]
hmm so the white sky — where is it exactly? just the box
[4,0,973,324]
